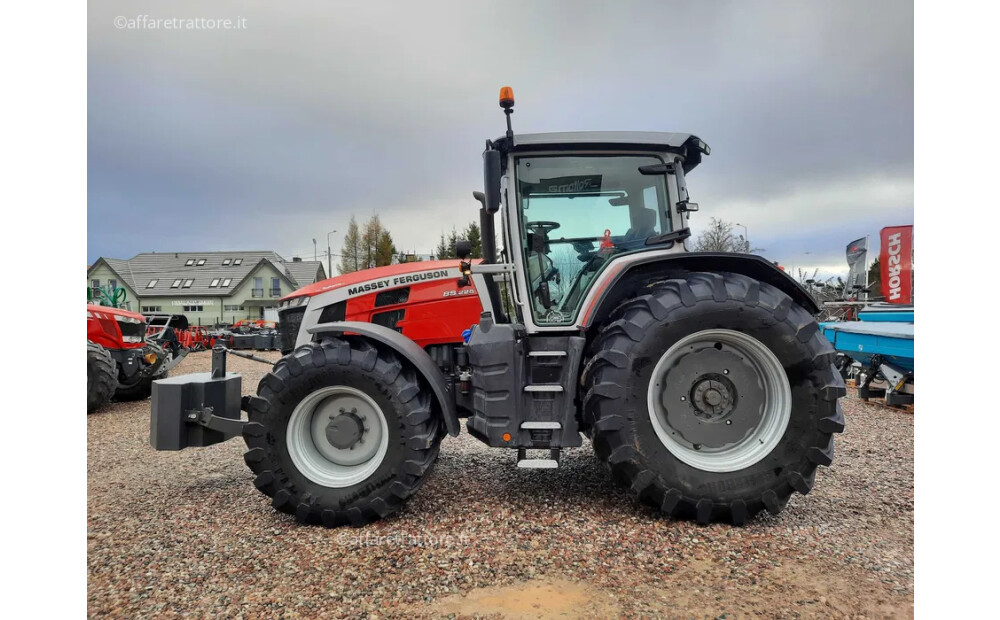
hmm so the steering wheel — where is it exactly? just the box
[525,221,561,235]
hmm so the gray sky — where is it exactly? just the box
[88,0,912,279]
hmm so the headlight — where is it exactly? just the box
[115,315,143,324]
[280,296,309,309]
[122,335,143,343]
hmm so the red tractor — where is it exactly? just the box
[87,306,186,413]
[149,88,845,526]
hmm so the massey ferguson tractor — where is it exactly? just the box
[87,306,186,413]
[149,88,845,526]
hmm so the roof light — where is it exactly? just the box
[499,86,514,109]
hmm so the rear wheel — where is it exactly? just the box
[583,272,846,525]
[243,338,441,527]
[87,341,117,413]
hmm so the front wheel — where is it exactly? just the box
[114,376,155,401]
[243,338,441,527]
[87,341,118,413]
[583,272,846,525]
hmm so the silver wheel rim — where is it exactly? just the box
[647,329,791,473]
[286,386,390,488]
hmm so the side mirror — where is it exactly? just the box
[472,191,486,208]
[677,201,699,213]
[638,163,673,175]
[483,150,502,214]
[456,239,472,259]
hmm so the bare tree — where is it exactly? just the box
[692,218,759,253]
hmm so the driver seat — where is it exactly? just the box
[624,208,657,241]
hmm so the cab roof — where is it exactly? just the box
[493,131,709,172]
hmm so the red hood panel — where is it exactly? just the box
[87,304,145,321]
[285,260,481,299]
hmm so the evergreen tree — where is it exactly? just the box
[375,230,395,267]
[337,216,363,274]
[464,221,483,258]
[360,215,379,269]
[434,233,449,260]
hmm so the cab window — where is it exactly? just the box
[516,155,669,325]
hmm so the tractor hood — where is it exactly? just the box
[283,259,483,301]
[87,304,145,322]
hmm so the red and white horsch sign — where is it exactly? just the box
[879,225,913,304]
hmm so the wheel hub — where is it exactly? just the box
[325,408,366,450]
[659,344,765,448]
[690,374,736,420]
[647,329,792,472]
[286,386,390,487]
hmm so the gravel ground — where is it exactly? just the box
[88,351,913,618]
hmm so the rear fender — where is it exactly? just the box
[582,252,820,329]
[307,321,460,437]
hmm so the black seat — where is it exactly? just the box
[625,208,657,240]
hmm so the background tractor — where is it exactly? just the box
[87,305,186,413]
[149,88,845,526]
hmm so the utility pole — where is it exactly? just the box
[736,222,748,252]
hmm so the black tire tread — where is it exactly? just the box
[87,341,118,414]
[583,271,846,525]
[242,338,441,527]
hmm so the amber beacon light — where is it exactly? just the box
[499,86,515,109]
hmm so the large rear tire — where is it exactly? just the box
[243,338,441,527]
[87,341,118,414]
[582,272,846,525]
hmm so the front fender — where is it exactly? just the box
[306,321,460,437]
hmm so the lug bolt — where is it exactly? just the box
[680,396,687,401]
[726,420,732,425]
[724,369,729,375]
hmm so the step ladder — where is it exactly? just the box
[516,447,561,469]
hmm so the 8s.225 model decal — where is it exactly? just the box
[443,289,477,297]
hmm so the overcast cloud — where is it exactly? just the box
[88,0,912,278]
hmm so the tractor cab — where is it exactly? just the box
[476,119,710,331]
[508,141,705,325]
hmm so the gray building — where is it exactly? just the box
[88,251,327,325]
